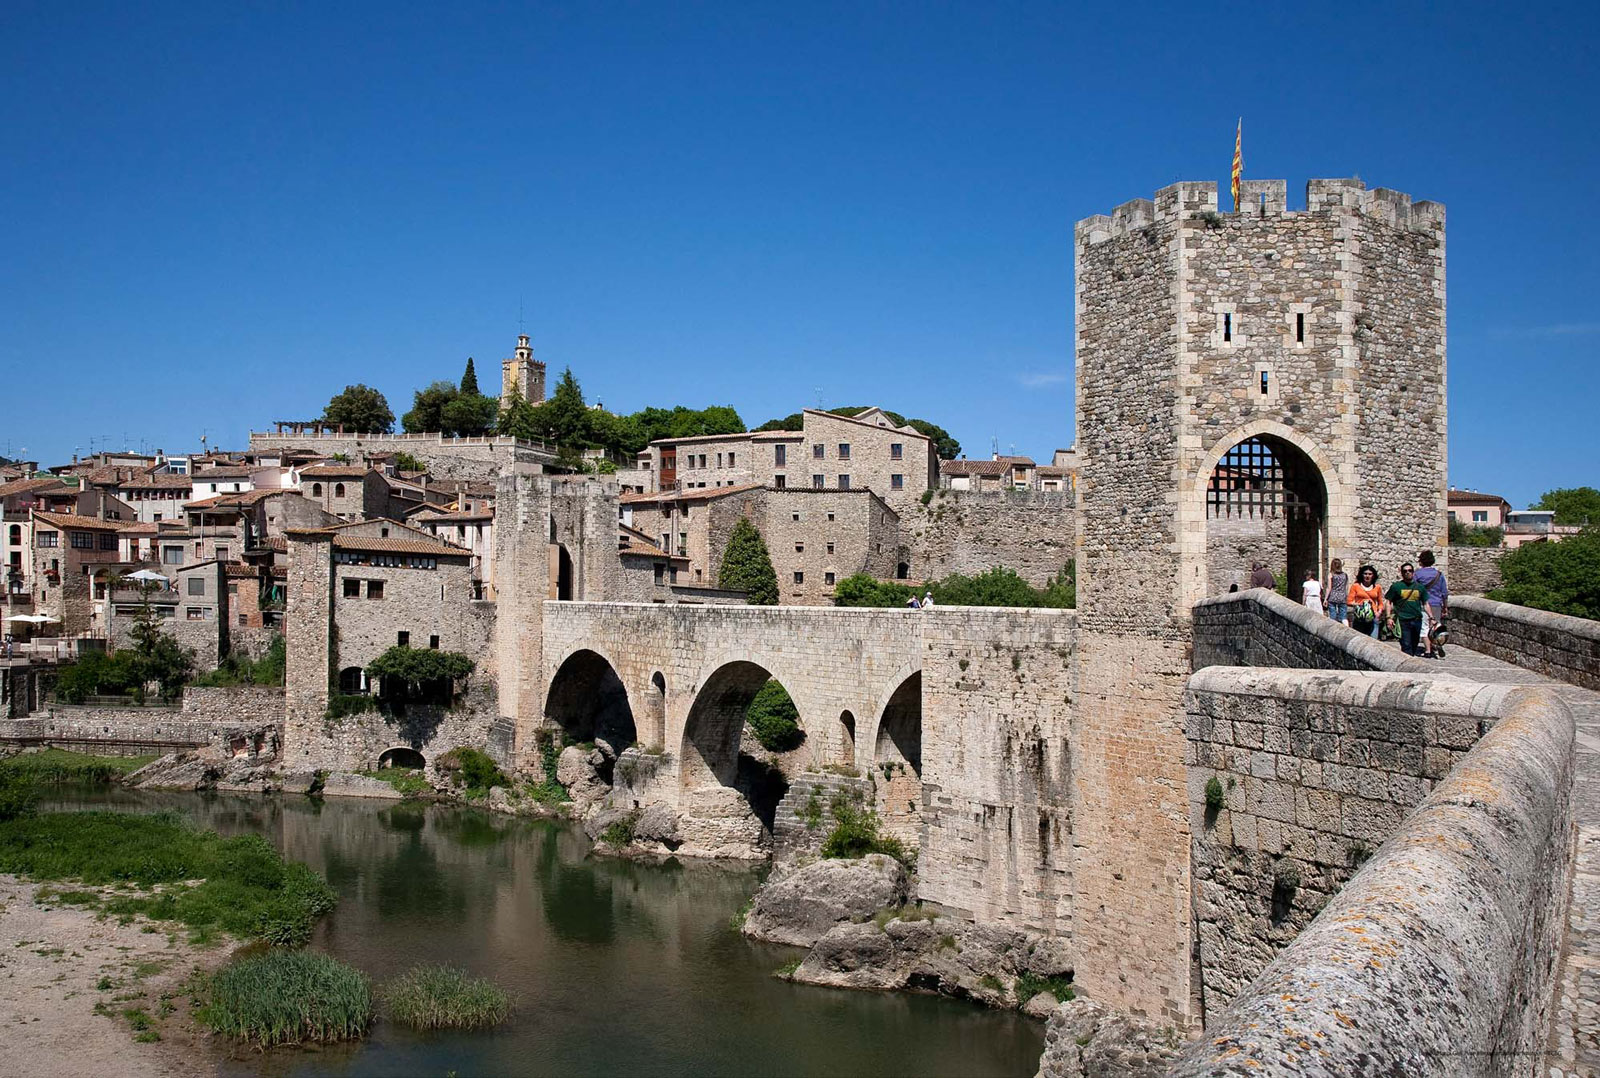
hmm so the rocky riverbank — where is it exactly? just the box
[0,875,228,1078]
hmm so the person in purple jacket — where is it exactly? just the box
[1412,550,1449,658]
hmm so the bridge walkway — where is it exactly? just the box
[1384,641,1598,1076]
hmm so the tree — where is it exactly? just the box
[830,563,1077,609]
[1534,487,1600,527]
[833,574,915,607]
[718,517,778,605]
[322,385,394,434]
[1449,517,1504,548]
[366,645,476,706]
[745,680,804,751]
[460,357,480,396]
[402,381,459,434]
[1488,528,1600,621]
[440,392,499,437]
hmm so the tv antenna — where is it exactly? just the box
[815,387,823,410]
[991,436,999,459]
[518,297,526,334]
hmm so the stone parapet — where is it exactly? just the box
[1449,595,1600,691]
[1447,545,1508,594]
[1192,587,1432,673]
[1174,681,1574,1076]
[2,686,284,756]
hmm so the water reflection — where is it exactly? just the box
[44,789,1044,1078]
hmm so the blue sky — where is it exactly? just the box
[3,1,1595,508]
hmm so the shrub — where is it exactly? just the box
[325,693,377,721]
[366,645,475,707]
[833,574,915,607]
[0,773,35,823]
[363,768,430,797]
[0,811,336,945]
[1204,776,1224,812]
[746,680,804,752]
[1448,518,1504,548]
[194,636,286,688]
[438,747,507,792]
[820,793,913,869]
[1488,527,1600,620]
[1015,971,1075,1003]
[599,812,640,847]
[197,950,373,1047]
[832,564,1077,609]
[383,964,511,1031]
[54,650,144,703]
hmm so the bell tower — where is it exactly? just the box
[501,333,547,409]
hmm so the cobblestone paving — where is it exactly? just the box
[1400,643,1599,1076]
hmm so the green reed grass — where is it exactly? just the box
[384,964,512,1031]
[197,950,373,1047]
[0,749,157,785]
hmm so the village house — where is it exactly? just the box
[29,510,123,636]
[296,465,388,519]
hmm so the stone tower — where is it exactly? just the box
[1068,178,1446,1025]
[501,333,547,409]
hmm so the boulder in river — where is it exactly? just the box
[1035,999,1183,1078]
[742,855,908,946]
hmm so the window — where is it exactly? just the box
[343,578,361,598]
[890,443,903,460]
[653,562,665,584]
[1260,370,1270,395]
[429,635,440,649]
[826,542,835,554]
[6,525,18,544]
[825,571,836,585]
[677,532,687,554]
[728,452,736,467]
[1472,510,1489,523]
[774,445,786,466]
[838,443,850,460]
[794,542,804,553]
[838,475,850,490]
[891,474,904,490]
[813,444,824,459]
[1223,313,1233,342]
[716,454,723,468]
[774,474,786,488]
[1295,312,1305,343]
[215,546,228,560]
[826,512,834,522]
[33,533,56,552]
[380,526,390,537]
[186,607,209,621]
[792,512,800,522]
[398,631,410,646]
[238,612,248,626]
[227,583,238,596]
[312,483,322,496]
[334,483,346,498]
[70,531,94,549]
[194,541,203,558]
[812,475,824,489]
[163,546,183,564]
[793,571,804,584]
[368,580,384,600]
[98,533,117,550]
[188,577,206,596]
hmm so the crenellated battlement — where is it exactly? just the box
[1075,178,1444,244]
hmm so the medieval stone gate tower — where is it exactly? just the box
[1068,178,1446,1024]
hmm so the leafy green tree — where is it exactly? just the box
[1041,561,1076,608]
[1488,528,1600,620]
[745,680,804,751]
[933,567,1041,607]
[392,451,426,473]
[322,385,394,434]
[459,357,480,396]
[1449,518,1504,548]
[718,518,778,605]
[366,645,476,706]
[1534,487,1600,527]
[402,381,460,434]
[831,564,1076,609]
[833,575,916,607]
[440,392,499,437]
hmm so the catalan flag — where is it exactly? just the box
[1231,119,1243,210]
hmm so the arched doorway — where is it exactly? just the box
[874,672,922,846]
[338,666,368,694]
[554,545,574,601]
[544,651,637,779]
[378,747,425,770]
[680,661,797,829]
[1205,435,1327,595]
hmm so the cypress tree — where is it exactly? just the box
[460,357,480,396]
[718,518,779,605]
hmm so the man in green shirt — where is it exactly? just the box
[1385,563,1429,656]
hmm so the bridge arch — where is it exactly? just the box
[679,658,805,829]
[544,648,638,765]
[378,746,425,770]
[872,670,922,845]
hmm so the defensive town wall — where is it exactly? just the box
[248,431,554,483]
[904,489,1075,587]
[0,685,284,756]
[1448,544,1509,594]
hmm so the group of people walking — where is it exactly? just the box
[1247,550,1450,659]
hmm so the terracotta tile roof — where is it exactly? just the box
[645,431,758,447]
[224,563,260,578]
[332,535,471,557]
[110,474,193,490]
[940,459,1009,477]
[193,466,253,478]
[118,522,159,534]
[186,489,285,510]
[0,477,71,498]
[1447,489,1512,506]
[415,510,494,523]
[299,465,375,478]
[620,482,765,506]
[618,525,688,561]
[32,511,123,531]
[995,455,1036,466]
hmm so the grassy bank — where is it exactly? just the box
[0,811,336,945]
[0,748,158,784]
[384,964,512,1030]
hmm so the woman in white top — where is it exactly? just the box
[1301,569,1323,612]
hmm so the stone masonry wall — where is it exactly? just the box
[905,489,1073,587]
[1192,587,1430,673]
[757,488,900,604]
[1184,667,1524,1016]
[249,432,552,483]
[1448,545,1508,594]
[1449,594,1600,691]
[919,609,1076,935]
[2,686,284,756]
[1174,681,1573,1076]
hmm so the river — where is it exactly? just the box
[49,788,1045,1077]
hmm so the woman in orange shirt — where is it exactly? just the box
[1347,564,1385,639]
